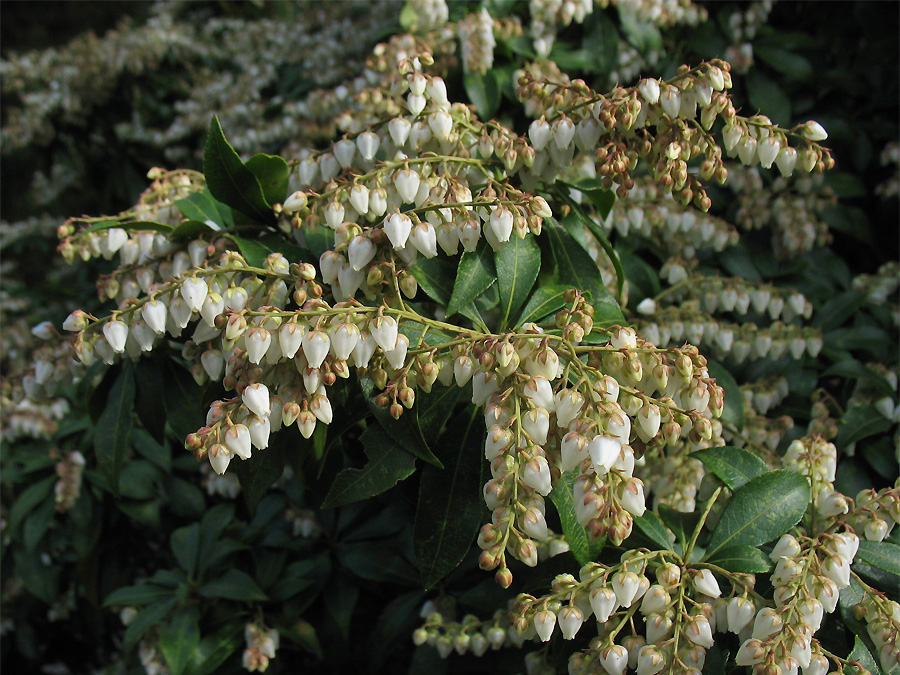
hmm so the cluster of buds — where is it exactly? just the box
[783,436,854,525]
[285,506,323,539]
[875,141,900,199]
[457,8,495,75]
[845,486,900,543]
[53,450,86,513]
[242,623,279,672]
[528,0,593,57]
[199,463,241,499]
[637,306,823,365]
[724,405,793,455]
[851,586,900,672]
[741,376,790,415]
[413,609,513,659]
[602,179,739,258]
[402,0,450,33]
[611,0,707,29]
[852,260,900,309]
[734,531,854,675]
[730,165,836,259]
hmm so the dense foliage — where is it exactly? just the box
[1,2,898,675]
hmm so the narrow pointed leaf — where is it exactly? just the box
[245,153,289,207]
[198,568,268,601]
[854,541,900,576]
[691,446,769,491]
[123,597,178,651]
[230,437,285,516]
[707,361,745,432]
[705,470,809,558]
[203,115,274,224]
[95,363,135,496]
[496,233,541,330]
[175,188,228,228]
[632,511,675,552]
[322,426,417,508]
[414,405,485,589]
[411,255,455,305]
[159,606,201,675]
[705,544,773,573]
[516,284,571,326]
[446,241,496,318]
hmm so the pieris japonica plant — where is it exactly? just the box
[2,1,898,674]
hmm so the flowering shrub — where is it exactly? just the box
[2,1,898,674]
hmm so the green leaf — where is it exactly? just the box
[822,360,896,397]
[632,511,675,553]
[80,219,173,235]
[225,233,313,268]
[184,624,243,675]
[203,115,274,224]
[496,234,541,330]
[559,195,623,301]
[123,597,178,651]
[95,363,135,496]
[416,382,463,446]
[813,291,867,330]
[321,426,417,508]
[746,69,791,126]
[245,153,289,207]
[411,255,455,305]
[551,473,608,564]
[170,219,216,239]
[691,446,769,491]
[359,376,443,468]
[705,470,809,558]
[368,590,425,670]
[707,361,744,433]
[171,523,201,579]
[279,618,323,659]
[198,568,268,601]
[463,70,501,120]
[134,359,169,444]
[175,189,229,228]
[545,219,624,327]
[160,606,201,675]
[104,583,174,608]
[516,283,571,326]
[836,405,893,451]
[162,361,205,443]
[855,541,900,576]
[447,241,497,318]
[658,504,700,549]
[119,460,162,501]
[705,545,773,573]
[230,438,285,516]
[754,44,813,81]
[846,636,882,675]
[7,475,55,534]
[23,498,55,550]
[414,406,485,589]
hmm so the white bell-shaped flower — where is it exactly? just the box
[209,445,232,475]
[181,277,208,312]
[224,424,252,460]
[408,221,438,258]
[351,331,377,368]
[103,320,129,353]
[388,117,411,147]
[384,213,413,249]
[369,315,399,351]
[242,383,270,418]
[142,301,167,334]
[330,322,361,361]
[245,328,271,365]
[533,610,556,642]
[302,330,330,369]
[279,322,305,359]
[356,131,380,160]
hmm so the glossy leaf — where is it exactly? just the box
[203,115,274,224]
[855,541,900,576]
[551,472,608,564]
[691,446,769,491]
[496,233,540,330]
[123,597,178,651]
[321,426,417,508]
[184,624,243,675]
[411,255,455,305]
[414,406,485,589]
[175,189,229,228]
[225,233,313,268]
[230,436,285,516]
[446,241,496,319]
[836,405,893,451]
[198,568,268,601]
[707,361,744,433]
[632,511,674,553]
[170,523,201,579]
[545,218,624,327]
[245,153,289,207]
[95,363,135,496]
[7,475,55,533]
[516,283,571,326]
[162,360,206,443]
[104,582,174,608]
[160,606,201,675]
[463,70,500,120]
[134,358,168,443]
[658,504,700,548]
[846,636,881,675]
[279,618,323,659]
[822,360,896,397]
[705,544,773,573]
[706,470,809,557]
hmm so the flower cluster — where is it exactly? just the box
[242,623,280,673]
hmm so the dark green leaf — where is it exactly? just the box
[321,426,417,508]
[658,504,701,548]
[23,498,55,550]
[359,377,443,468]
[414,406,485,589]
[7,475,55,534]
[160,607,201,675]
[632,511,674,553]
[836,405,893,451]
[170,219,216,239]
[339,540,419,585]
[855,541,900,576]
[162,361,205,443]
[171,523,201,579]
[846,636,881,675]
[368,590,425,670]
[447,241,496,318]
[416,382,462,446]
[822,360,896,397]
[464,70,501,120]
[184,624,243,675]
[81,219,173,235]
[707,361,744,433]
[754,44,813,81]
[279,618,323,659]
[95,363,135,496]
[559,195,623,300]
[552,473,609,564]
[133,426,172,473]
[203,115,274,224]
[813,291,867,330]
[746,69,791,126]
[411,255,455,305]
[826,326,892,353]
[496,234,541,330]
[706,470,809,557]
[230,438,285,516]
[104,583,174,608]
[175,189,229,228]
[516,283,571,326]
[545,219,623,327]
[705,545,773,573]
[134,359,168,443]
[119,460,162,501]
[198,568,268,602]
[123,597,178,651]
[245,153,289,207]
[691,446,769,491]
[225,233,313,268]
